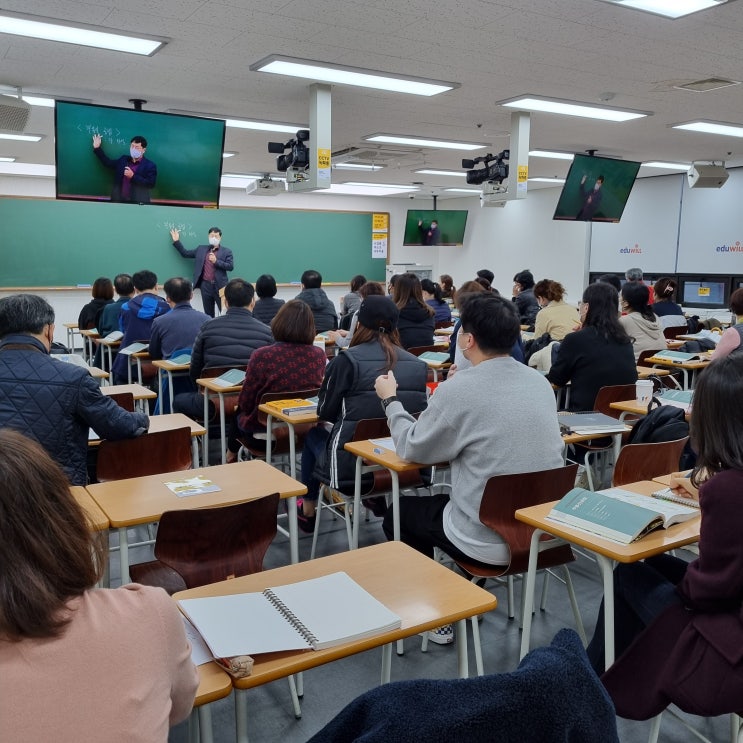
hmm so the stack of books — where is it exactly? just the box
[211,368,246,388]
[557,411,627,436]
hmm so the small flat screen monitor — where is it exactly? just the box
[553,153,641,223]
[403,210,468,246]
[678,276,730,310]
[55,100,226,208]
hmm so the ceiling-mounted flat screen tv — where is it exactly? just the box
[55,100,225,208]
[402,210,468,246]
[553,153,641,223]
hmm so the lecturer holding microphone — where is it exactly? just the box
[170,227,234,317]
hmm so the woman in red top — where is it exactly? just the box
[226,300,327,460]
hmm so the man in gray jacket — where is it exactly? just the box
[375,293,564,568]
[295,269,338,332]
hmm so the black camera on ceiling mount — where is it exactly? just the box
[461,149,510,185]
[267,129,310,173]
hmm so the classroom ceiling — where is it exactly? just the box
[3,0,743,200]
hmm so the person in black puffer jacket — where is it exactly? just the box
[393,272,435,350]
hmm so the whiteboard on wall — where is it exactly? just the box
[590,174,683,273]
[678,167,743,273]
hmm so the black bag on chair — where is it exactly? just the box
[627,402,696,470]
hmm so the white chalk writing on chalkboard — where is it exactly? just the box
[76,123,126,147]
[158,221,197,239]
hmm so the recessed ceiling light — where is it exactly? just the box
[596,0,729,19]
[225,118,307,134]
[641,161,690,170]
[672,120,743,137]
[0,156,16,162]
[21,95,55,108]
[529,177,566,183]
[0,132,42,142]
[529,150,575,161]
[250,55,458,97]
[318,184,418,196]
[414,169,467,177]
[333,163,385,171]
[0,11,165,55]
[222,152,237,158]
[0,162,54,176]
[344,181,418,190]
[444,188,481,194]
[364,134,487,151]
[499,96,650,122]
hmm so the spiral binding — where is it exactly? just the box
[263,588,320,647]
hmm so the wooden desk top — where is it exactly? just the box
[71,485,109,531]
[63,322,79,329]
[89,413,205,447]
[174,541,496,689]
[560,427,630,445]
[94,337,121,347]
[515,480,700,563]
[79,328,100,338]
[637,365,671,378]
[258,403,319,426]
[153,358,191,371]
[87,459,307,528]
[653,470,692,487]
[610,399,690,420]
[197,378,242,394]
[344,439,423,473]
[102,383,157,400]
[645,354,712,370]
[195,661,233,707]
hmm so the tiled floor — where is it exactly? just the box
[111,500,724,743]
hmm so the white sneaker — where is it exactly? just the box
[425,624,454,645]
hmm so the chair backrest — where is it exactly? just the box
[663,325,687,339]
[434,320,453,330]
[612,437,689,486]
[353,417,391,441]
[478,464,579,574]
[154,493,280,587]
[407,344,449,357]
[96,426,193,481]
[593,384,639,418]
[637,348,665,367]
[106,391,135,412]
[201,365,243,379]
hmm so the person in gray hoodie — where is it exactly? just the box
[294,269,338,332]
[619,282,666,361]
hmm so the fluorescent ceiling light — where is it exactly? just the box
[499,96,650,122]
[415,169,467,177]
[333,163,385,171]
[225,118,306,134]
[529,177,566,183]
[0,132,42,142]
[672,120,743,138]
[641,161,690,170]
[317,184,417,196]
[250,55,458,96]
[222,152,237,158]
[364,134,487,151]
[344,181,418,190]
[0,11,165,55]
[21,95,55,108]
[529,150,575,161]
[0,156,16,162]
[596,0,728,19]
[0,162,54,176]
[444,188,481,194]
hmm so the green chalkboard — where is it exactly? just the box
[0,198,388,288]
[55,101,225,207]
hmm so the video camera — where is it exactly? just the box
[461,149,510,185]
[268,129,310,174]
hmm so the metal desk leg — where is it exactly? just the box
[168,370,175,414]
[519,528,543,660]
[391,471,401,541]
[118,526,131,585]
[218,392,227,464]
[597,553,616,669]
[197,705,214,743]
[202,392,210,466]
[157,368,165,415]
[265,414,274,466]
[456,619,469,678]
[288,495,298,565]
[351,456,364,550]
[381,643,392,684]
[287,421,297,479]
[191,437,199,468]
[234,688,250,743]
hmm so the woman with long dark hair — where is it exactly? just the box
[392,272,435,349]
[589,355,743,721]
[298,296,427,531]
[421,278,452,324]
[0,429,197,740]
[548,282,637,411]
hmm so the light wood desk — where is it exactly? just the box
[71,485,108,531]
[419,355,451,383]
[88,459,306,584]
[516,480,701,669]
[653,470,692,487]
[643,353,712,390]
[131,349,151,385]
[93,335,121,371]
[152,358,191,414]
[258,404,319,481]
[102,382,157,413]
[610,399,690,422]
[79,327,100,362]
[63,322,80,353]
[196,377,242,465]
[174,541,497,743]
[561,427,631,463]
[636,365,672,380]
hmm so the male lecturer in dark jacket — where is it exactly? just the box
[0,294,149,485]
[170,227,234,317]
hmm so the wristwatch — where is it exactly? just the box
[381,395,398,412]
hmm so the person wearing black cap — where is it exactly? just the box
[512,269,540,330]
[476,268,494,285]
[298,295,427,532]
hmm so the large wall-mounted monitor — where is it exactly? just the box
[55,100,226,208]
[553,153,641,223]
[678,275,731,310]
[403,210,468,246]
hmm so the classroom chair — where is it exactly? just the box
[106,391,135,412]
[663,325,689,340]
[430,464,585,676]
[647,710,741,743]
[407,344,451,382]
[611,438,689,487]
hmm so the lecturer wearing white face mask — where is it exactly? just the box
[169,227,235,317]
[92,134,157,204]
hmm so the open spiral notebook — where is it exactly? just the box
[178,571,401,658]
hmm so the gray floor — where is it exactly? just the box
[110,502,724,743]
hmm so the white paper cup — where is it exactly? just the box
[636,379,653,405]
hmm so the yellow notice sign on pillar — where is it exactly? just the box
[317,149,331,169]
[372,213,389,258]
[372,213,389,232]
[518,165,528,183]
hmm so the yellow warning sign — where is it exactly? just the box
[698,287,710,296]
[372,213,389,232]
[317,149,331,169]
[518,165,528,183]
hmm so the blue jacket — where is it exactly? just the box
[0,335,148,484]
[112,292,170,378]
[148,302,209,360]
[172,241,234,290]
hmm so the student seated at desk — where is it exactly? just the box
[651,277,687,330]
[711,287,743,361]
[393,273,435,350]
[252,273,285,325]
[327,280,385,350]
[339,273,366,319]
[421,278,452,325]
[533,278,580,342]
[299,296,427,532]
[548,282,637,411]
[619,281,666,361]
[77,276,113,331]
[0,429,198,742]
[226,300,326,461]
[587,356,743,721]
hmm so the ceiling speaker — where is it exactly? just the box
[0,95,30,132]
[687,163,729,189]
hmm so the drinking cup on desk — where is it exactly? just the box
[314,336,326,352]
[636,379,653,405]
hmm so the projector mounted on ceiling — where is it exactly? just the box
[687,162,729,189]
[246,176,285,196]
[0,94,31,132]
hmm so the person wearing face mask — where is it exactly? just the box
[170,227,235,317]
[92,134,157,204]
[576,173,604,220]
